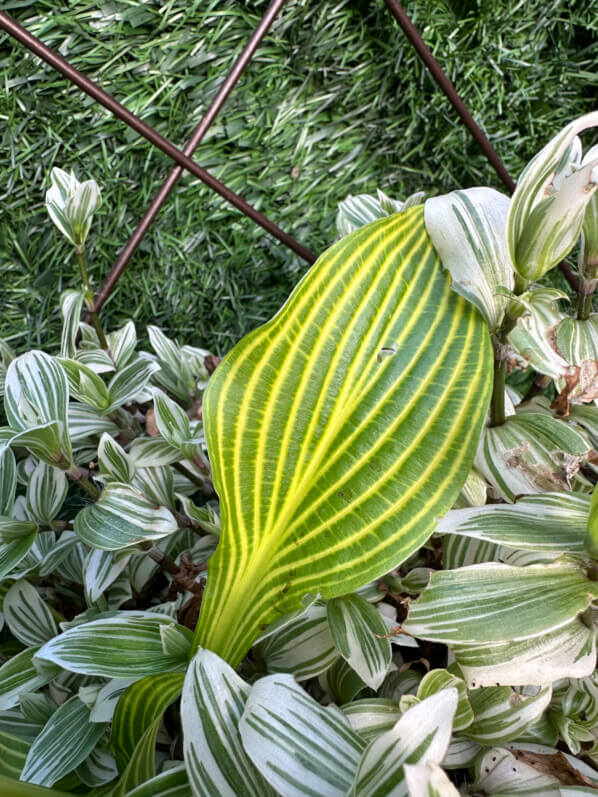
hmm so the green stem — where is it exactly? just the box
[577,287,595,321]
[67,466,100,499]
[75,249,108,349]
[489,356,506,427]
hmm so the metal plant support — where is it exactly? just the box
[0,1,577,305]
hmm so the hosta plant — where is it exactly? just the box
[1,112,598,796]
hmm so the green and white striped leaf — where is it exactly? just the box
[76,743,119,787]
[320,657,367,704]
[453,618,597,688]
[152,389,192,449]
[463,685,552,745]
[90,679,136,724]
[255,600,337,681]
[35,612,188,678]
[442,738,480,769]
[195,207,492,665]
[121,764,190,797]
[0,533,37,581]
[475,411,589,501]
[107,321,137,370]
[20,695,106,786]
[327,593,391,690]
[84,549,131,604]
[417,670,473,731]
[404,762,459,797]
[68,404,119,444]
[437,492,590,553]
[336,189,423,236]
[111,672,184,771]
[59,358,110,412]
[507,112,598,280]
[0,646,59,711]
[104,718,161,797]
[239,673,365,797]
[105,357,160,412]
[472,747,561,794]
[0,729,31,779]
[59,289,85,359]
[10,422,70,469]
[25,462,68,526]
[403,560,595,644]
[424,188,514,330]
[4,580,58,647]
[508,288,570,380]
[557,316,598,366]
[352,689,458,797]
[0,444,17,515]
[181,648,273,797]
[4,352,71,458]
[98,434,136,484]
[442,534,500,570]
[74,483,178,550]
[341,699,401,742]
[128,436,180,467]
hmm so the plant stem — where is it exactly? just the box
[67,466,100,499]
[489,356,506,427]
[577,282,596,321]
[75,249,109,349]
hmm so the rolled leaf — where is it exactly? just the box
[195,207,492,665]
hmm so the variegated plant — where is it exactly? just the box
[3,111,598,797]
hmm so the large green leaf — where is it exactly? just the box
[403,560,596,644]
[194,207,492,664]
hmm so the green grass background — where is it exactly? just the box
[1,0,597,354]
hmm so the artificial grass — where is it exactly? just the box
[0,0,597,353]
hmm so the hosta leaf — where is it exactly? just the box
[352,689,458,797]
[20,695,106,786]
[424,187,514,330]
[463,685,552,745]
[4,580,58,647]
[417,670,473,732]
[25,462,68,526]
[181,648,273,797]
[59,289,85,360]
[4,351,70,457]
[239,673,365,797]
[195,207,491,665]
[403,561,595,644]
[341,699,401,742]
[404,762,459,797]
[35,612,189,678]
[74,483,178,550]
[0,445,17,515]
[453,618,597,688]
[121,764,190,797]
[0,646,59,711]
[327,593,391,690]
[437,492,590,553]
[255,600,337,681]
[111,672,184,772]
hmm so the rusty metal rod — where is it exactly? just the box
[0,11,316,267]
[383,0,515,193]
[93,0,289,312]
[383,0,580,293]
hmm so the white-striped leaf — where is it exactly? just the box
[74,483,177,550]
[98,434,136,484]
[320,657,367,704]
[25,462,68,526]
[194,208,491,666]
[0,646,59,711]
[84,549,131,604]
[181,648,273,797]
[404,762,459,797]
[59,358,110,412]
[417,670,473,732]
[424,188,514,330]
[437,492,590,553]
[5,352,71,459]
[120,764,190,797]
[10,423,71,470]
[336,190,423,236]
[403,560,596,644]
[352,689,458,797]
[68,404,119,444]
[327,593,391,690]
[35,612,189,678]
[152,388,192,449]
[239,673,365,797]
[472,747,561,794]
[4,580,58,647]
[107,321,137,370]
[90,678,136,724]
[0,445,16,515]
[442,534,500,570]
[20,695,106,787]
[507,112,598,280]
[341,699,401,742]
[0,517,36,544]
[255,600,337,681]
[76,743,119,787]
[508,288,570,380]
[475,411,589,501]
[442,738,480,769]
[105,357,160,412]
[128,436,181,467]
[557,316,598,365]
[453,619,597,688]
[133,466,175,511]
[59,289,85,359]
[463,685,552,745]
